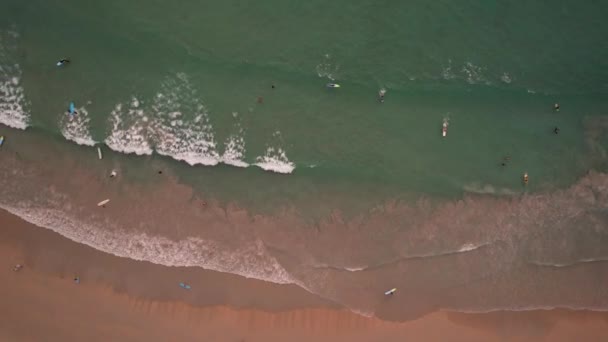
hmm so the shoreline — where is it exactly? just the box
[2,208,608,341]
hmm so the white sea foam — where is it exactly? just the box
[0,203,295,285]
[461,62,488,84]
[463,183,517,196]
[105,97,153,155]
[0,31,28,129]
[97,74,296,174]
[500,72,512,84]
[151,74,220,166]
[441,59,456,80]
[255,131,295,173]
[446,305,608,314]
[315,53,340,80]
[458,243,483,252]
[220,113,249,167]
[530,258,608,268]
[255,147,295,174]
[60,106,96,146]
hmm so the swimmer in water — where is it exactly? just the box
[378,89,386,103]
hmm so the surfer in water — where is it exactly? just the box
[57,59,70,67]
[554,103,560,112]
[378,89,386,103]
[67,102,77,115]
[554,127,560,134]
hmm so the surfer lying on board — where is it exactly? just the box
[56,59,70,67]
[67,102,78,115]
[378,89,386,103]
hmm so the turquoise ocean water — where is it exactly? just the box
[2,0,608,319]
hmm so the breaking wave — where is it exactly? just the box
[0,30,28,130]
[101,74,292,173]
[59,105,96,146]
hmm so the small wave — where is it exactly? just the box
[458,243,482,252]
[529,258,608,268]
[101,75,257,169]
[446,305,608,314]
[0,30,28,130]
[461,62,488,85]
[105,98,153,155]
[255,147,295,174]
[254,131,295,174]
[500,72,512,84]
[463,183,516,196]
[441,59,456,80]
[60,106,96,146]
[315,242,492,273]
[151,74,220,166]
[222,117,249,168]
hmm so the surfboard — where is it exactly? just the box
[384,288,397,295]
[0,136,4,147]
[442,122,448,137]
[69,102,76,115]
[97,147,103,160]
[326,83,340,88]
[97,199,110,207]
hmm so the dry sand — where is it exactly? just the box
[1,208,608,341]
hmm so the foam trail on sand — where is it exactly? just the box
[0,203,295,285]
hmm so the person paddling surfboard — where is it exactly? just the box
[67,102,77,116]
[56,59,70,67]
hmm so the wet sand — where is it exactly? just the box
[2,208,608,341]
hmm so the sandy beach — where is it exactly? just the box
[1,208,607,342]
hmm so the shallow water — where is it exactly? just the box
[1,0,608,318]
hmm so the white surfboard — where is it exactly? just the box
[384,288,397,295]
[442,122,448,137]
[97,199,110,207]
[97,147,103,160]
